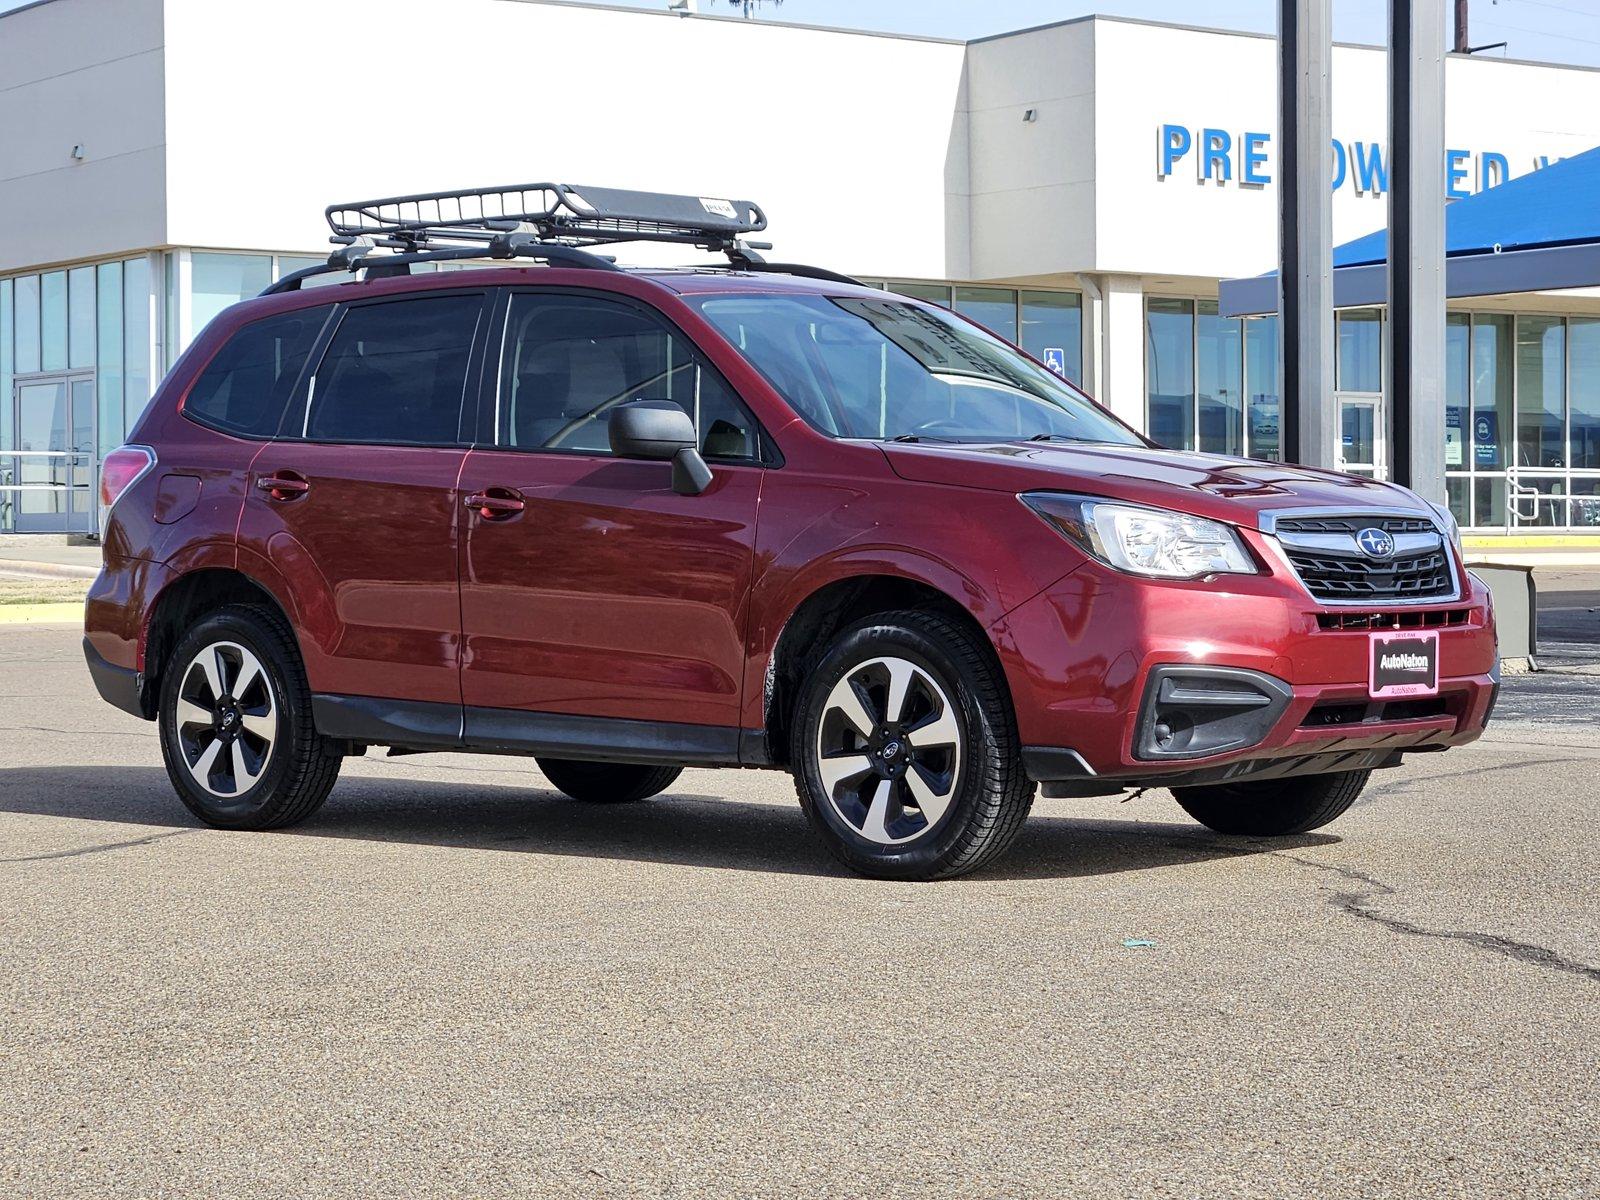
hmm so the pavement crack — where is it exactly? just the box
[1,829,193,864]
[1277,852,1600,984]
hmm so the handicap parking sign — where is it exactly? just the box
[1042,346,1066,376]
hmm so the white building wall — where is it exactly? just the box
[160,0,970,280]
[0,0,167,273]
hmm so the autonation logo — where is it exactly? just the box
[1380,652,1431,672]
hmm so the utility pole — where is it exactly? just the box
[1454,0,1469,53]
[1388,0,1448,499]
[1277,0,1337,470]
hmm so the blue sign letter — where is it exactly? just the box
[1330,140,1347,191]
[1242,132,1271,185]
[1446,148,1471,199]
[1352,142,1387,194]
[1201,128,1233,182]
[1480,150,1509,191]
[1159,124,1192,178]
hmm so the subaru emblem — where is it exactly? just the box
[1355,527,1396,559]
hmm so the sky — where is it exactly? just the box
[1,0,1597,67]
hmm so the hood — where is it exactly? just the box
[880,441,1431,530]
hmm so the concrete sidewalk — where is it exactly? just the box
[0,542,101,579]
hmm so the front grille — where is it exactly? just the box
[1277,515,1435,536]
[1316,607,1470,632]
[1284,547,1455,602]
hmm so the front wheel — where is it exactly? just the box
[1172,769,1371,836]
[792,610,1034,881]
[536,758,682,803]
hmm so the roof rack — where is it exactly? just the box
[262,181,857,294]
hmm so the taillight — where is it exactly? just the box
[100,445,156,509]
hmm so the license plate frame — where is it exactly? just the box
[1369,630,1441,699]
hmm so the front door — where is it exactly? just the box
[458,290,768,738]
[1337,393,1385,479]
[9,373,95,533]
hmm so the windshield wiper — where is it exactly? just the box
[1024,432,1085,443]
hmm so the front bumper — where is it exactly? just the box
[991,559,1499,792]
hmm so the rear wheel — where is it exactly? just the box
[158,604,340,830]
[1172,769,1370,836]
[791,609,1033,881]
[536,758,683,804]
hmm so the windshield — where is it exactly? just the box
[688,293,1142,446]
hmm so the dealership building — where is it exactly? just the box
[4,0,1600,533]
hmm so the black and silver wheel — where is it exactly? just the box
[1172,769,1370,836]
[158,604,340,830]
[793,610,1033,880]
[536,758,682,803]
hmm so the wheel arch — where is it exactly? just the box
[761,571,1002,769]
[140,567,298,719]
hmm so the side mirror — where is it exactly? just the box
[607,401,712,496]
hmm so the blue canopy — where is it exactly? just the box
[1334,142,1600,267]
[1220,141,1600,316]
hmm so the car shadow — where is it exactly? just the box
[0,765,1336,882]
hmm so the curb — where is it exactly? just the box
[0,603,85,626]
[0,558,99,580]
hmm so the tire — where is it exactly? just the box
[157,603,340,831]
[1172,769,1371,836]
[536,758,683,803]
[791,609,1034,881]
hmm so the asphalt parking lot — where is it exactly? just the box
[2,583,1597,1199]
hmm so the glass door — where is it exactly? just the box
[1337,393,1385,479]
[9,372,96,533]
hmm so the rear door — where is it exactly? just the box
[456,288,768,740]
[239,290,489,709]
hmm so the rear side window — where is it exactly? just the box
[499,293,762,461]
[184,309,323,438]
[300,295,483,446]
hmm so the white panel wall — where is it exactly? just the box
[0,0,167,273]
[160,0,969,279]
[1089,20,1600,280]
[964,20,1096,283]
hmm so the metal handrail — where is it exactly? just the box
[0,450,99,533]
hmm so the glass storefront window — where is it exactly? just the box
[1019,290,1081,384]
[68,266,96,370]
[124,257,152,430]
[1244,315,1280,461]
[40,271,68,372]
[1572,477,1600,530]
[1146,298,1195,449]
[1475,475,1506,528]
[1197,300,1243,456]
[1336,308,1382,392]
[191,252,272,340]
[892,282,951,307]
[1445,313,1469,470]
[15,274,41,374]
[954,286,1018,343]
[96,261,124,457]
[1567,317,1600,470]
[0,279,11,456]
[1516,315,1565,469]
[1471,314,1512,472]
[1445,476,1470,526]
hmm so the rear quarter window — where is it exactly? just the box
[184,309,326,438]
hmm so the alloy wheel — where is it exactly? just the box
[813,655,962,845]
[173,640,277,798]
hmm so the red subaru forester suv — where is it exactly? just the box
[85,184,1498,880]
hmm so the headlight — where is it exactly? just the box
[1020,493,1258,579]
[1428,500,1464,558]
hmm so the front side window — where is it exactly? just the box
[185,309,324,438]
[302,295,482,445]
[498,294,761,461]
[689,294,1139,446]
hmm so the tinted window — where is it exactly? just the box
[185,309,323,438]
[303,295,482,445]
[499,294,760,461]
